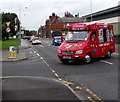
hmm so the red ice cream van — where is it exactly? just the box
[58,23,115,64]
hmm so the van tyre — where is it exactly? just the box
[105,51,111,58]
[60,59,69,64]
[84,54,92,64]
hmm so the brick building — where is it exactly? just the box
[44,12,85,38]
[30,30,37,36]
[38,26,46,38]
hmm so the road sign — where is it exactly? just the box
[14,25,18,31]
[6,27,11,33]
[14,18,17,24]
[9,46,16,58]
[6,22,11,27]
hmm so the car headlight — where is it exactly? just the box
[58,49,61,53]
[75,50,84,54]
[55,40,57,42]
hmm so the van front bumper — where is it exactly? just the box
[58,53,86,60]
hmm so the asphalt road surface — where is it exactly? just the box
[2,38,119,101]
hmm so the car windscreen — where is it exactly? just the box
[65,31,89,41]
[34,38,40,40]
[55,38,61,40]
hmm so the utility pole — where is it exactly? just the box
[90,0,93,22]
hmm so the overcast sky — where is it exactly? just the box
[0,0,119,30]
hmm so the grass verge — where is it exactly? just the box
[0,38,20,50]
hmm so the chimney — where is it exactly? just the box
[52,13,55,17]
[49,16,52,20]
[75,15,78,17]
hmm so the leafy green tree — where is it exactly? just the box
[2,12,20,40]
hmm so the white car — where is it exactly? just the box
[32,37,41,45]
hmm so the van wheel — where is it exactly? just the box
[60,59,69,64]
[105,51,111,58]
[84,54,92,64]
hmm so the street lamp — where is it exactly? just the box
[19,6,28,38]
[90,0,93,22]
[16,6,28,53]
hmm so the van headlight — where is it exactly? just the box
[75,50,84,54]
[58,49,61,53]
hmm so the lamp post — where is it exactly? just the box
[19,6,28,38]
[90,0,93,22]
[66,23,70,32]
[16,6,28,53]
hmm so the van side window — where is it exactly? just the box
[103,29,107,42]
[98,29,104,43]
[98,29,112,43]
[90,32,96,41]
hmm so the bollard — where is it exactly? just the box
[9,46,16,58]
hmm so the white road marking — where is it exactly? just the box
[52,70,55,73]
[100,60,114,65]
[34,51,37,53]
[36,53,40,56]
[55,73,59,77]
[58,78,62,81]
[40,57,43,60]
[32,50,62,84]
[30,51,32,54]
[39,45,44,48]
[42,60,50,67]
[113,53,119,55]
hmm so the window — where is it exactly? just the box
[98,29,112,43]
[98,29,104,43]
[90,32,96,41]
[65,31,89,41]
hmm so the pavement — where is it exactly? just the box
[0,39,31,62]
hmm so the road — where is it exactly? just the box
[2,38,119,101]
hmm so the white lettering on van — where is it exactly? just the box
[104,43,110,46]
[99,44,103,47]
[99,43,110,47]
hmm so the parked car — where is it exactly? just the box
[32,37,41,45]
[52,36,62,46]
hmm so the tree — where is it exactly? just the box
[2,12,20,40]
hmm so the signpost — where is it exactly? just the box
[6,27,11,33]
[5,21,16,59]
[14,18,19,53]
[5,22,11,33]
[5,22,11,49]
[5,22,10,27]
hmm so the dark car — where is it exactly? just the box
[52,36,62,46]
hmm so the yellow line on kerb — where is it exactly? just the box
[61,80,74,85]
[87,96,96,102]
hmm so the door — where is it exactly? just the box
[90,31,100,58]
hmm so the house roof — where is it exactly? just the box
[58,17,83,23]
